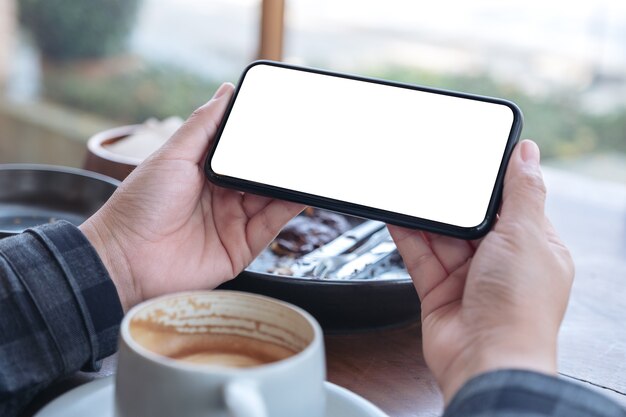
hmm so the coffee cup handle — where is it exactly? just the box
[223,380,268,417]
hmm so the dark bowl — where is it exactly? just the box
[0,164,119,238]
[219,270,420,333]
[219,211,421,332]
[218,209,421,332]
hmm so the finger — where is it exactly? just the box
[388,225,447,300]
[245,200,305,256]
[241,193,275,218]
[420,261,469,319]
[160,83,235,163]
[423,232,475,275]
[499,139,547,229]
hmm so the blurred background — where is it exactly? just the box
[1,0,625,182]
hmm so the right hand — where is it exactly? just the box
[388,140,575,402]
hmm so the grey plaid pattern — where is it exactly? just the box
[445,370,626,417]
[0,221,123,417]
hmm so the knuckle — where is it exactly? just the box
[189,106,208,121]
[519,171,547,197]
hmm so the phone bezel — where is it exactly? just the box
[204,60,523,240]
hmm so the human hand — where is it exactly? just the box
[80,83,304,311]
[388,140,574,402]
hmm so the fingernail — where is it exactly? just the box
[520,140,540,166]
[213,83,231,99]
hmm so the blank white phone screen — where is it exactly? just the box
[211,64,515,228]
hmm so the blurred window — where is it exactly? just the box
[2,0,625,180]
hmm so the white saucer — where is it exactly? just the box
[35,377,389,417]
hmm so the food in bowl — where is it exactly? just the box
[270,207,352,256]
[223,208,417,330]
[250,208,409,281]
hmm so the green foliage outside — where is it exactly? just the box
[40,62,625,160]
[43,64,221,123]
[14,0,625,162]
[369,67,626,159]
[19,0,141,61]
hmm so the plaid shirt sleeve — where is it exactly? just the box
[445,370,626,417]
[0,221,124,417]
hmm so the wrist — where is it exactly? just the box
[79,214,137,312]
[438,333,558,403]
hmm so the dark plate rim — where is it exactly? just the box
[0,164,120,236]
[241,267,413,286]
[0,163,122,187]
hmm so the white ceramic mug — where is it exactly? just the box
[115,290,326,417]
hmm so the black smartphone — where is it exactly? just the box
[205,61,523,239]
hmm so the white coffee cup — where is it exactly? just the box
[115,290,326,417]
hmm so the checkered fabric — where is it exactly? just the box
[0,221,123,417]
[445,370,626,417]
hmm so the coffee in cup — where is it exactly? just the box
[129,318,298,367]
[115,290,325,417]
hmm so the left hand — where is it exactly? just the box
[388,140,574,401]
[81,83,304,311]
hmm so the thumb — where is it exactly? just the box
[499,139,547,227]
[159,82,235,163]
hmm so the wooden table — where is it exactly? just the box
[22,167,626,416]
